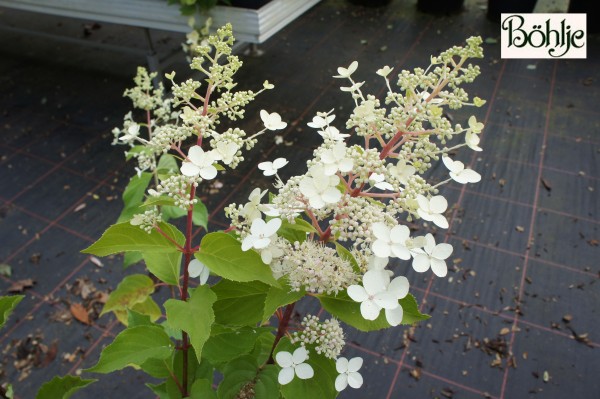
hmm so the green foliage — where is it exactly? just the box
[277,218,316,244]
[217,355,279,399]
[317,292,429,332]
[275,338,337,399]
[212,280,269,326]
[118,173,153,223]
[262,282,303,324]
[143,250,182,286]
[101,274,160,324]
[82,222,184,256]
[0,295,23,329]
[87,325,173,374]
[164,285,217,360]
[202,326,272,366]
[36,375,96,399]
[190,379,217,399]
[196,232,279,286]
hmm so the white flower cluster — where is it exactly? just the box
[151,174,201,209]
[129,207,161,233]
[290,315,345,359]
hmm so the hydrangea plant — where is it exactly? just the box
[36,24,486,398]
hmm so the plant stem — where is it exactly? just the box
[179,184,197,397]
[267,303,295,364]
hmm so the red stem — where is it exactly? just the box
[267,303,295,364]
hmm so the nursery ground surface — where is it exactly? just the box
[0,0,598,398]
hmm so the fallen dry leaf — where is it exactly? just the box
[73,203,87,213]
[8,278,35,293]
[90,256,104,268]
[540,178,552,191]
[70,303,90,325]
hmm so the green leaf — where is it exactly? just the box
[146,382,169,399]
[140,357,172,379]
[317,292,429,331]
[334,243,360,273]
[0,295,24,329]
[262,282,303,324]
[127,296,161,325]
[142,250,182,286]
[101,274,154,317]
[164,285,216,361]
[250,332,275,366]
[118,172,153,223]
[157,153,178,174]
[190,379,217,399]
[217,356,278,399]
[212,280,269,326]
[86,325,172,374]
[317,290,390,331]
[162,205,187,221]
[196,233,278,287]
[276,338,337,399]
[202,326,272,365]
[192,200,208,230]
[277,218,315,244]
[36,375,96,399]
[141,195,177,208]
[399,294,431,325]
[82,222,184,256]
[127,309,153,327]
[123,251,143,268]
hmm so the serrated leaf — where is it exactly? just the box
[317,290,389,331]
[86,325,172,373]
[118,173,153,223]
[202,326,272,365]
[143,250,182,286]
[262,282,304,323]
[276,338,337,399]
[164,285,216,361]
[217,356,278,399]
[399,294,431,325]
[127,309,153,327]
[192,201,208,230]
[123,251,143,268]
[157,153,178,174]
[140,357,172,379]
[162,205,187,221]
[318,292,429,331]
[82,222,184,256]
[212,280,269,326]
[36,375,96,399]
[0,295,24,329]
[277,218,315,244]
[101,274,154,317]
[196,233,278,287]
[190,379,217,399]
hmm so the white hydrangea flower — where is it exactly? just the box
[387,160,415,184]
[334,61,358,79]
[340,81,364,93]
[188,259,210,285]
[376,65,393,77]
[260,110,287,131]
[241,218,282,251]
[180,145,218,180]
[321,142,353,176]
[307,113,335,129]
[466,115,484,151]
[335,357,364,391]
[318,126,349,141]
[119,123,141,142]
[212,141,239,165]
[299,165,342,209]
[369,173,394,191]
[385,275,409,326]
[240,188,267,221]
[258,157,288,176]
[276,347,314,385]
[410,233,453,277]
[353,100,377,123]
[347,270,400,321]
[371,222,411,260]
[442,155,481,184]
[416,194,449,229]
